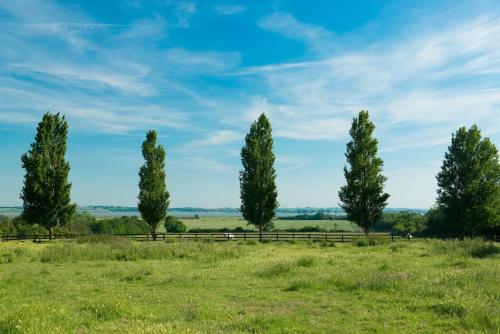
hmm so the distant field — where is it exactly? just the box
[161,216,361,232]
[0,239,497,332]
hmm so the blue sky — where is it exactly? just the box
[0,0,499,208]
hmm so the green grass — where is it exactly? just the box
[159,216,359,232]
[0,239,498,333]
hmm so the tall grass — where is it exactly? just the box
[37,238,244,263]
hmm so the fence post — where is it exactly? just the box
[309,234,311,240]
[341,234,344,243]
[391,233,394,242]
[276,233,278,241]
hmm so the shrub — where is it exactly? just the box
[164,216,187,233]
[99,216,150,235]
[352,238,370,247]
[0,216,16,235]
[66,212,95,235]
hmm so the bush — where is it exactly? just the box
[0,216,16,235]
[353,238,370,247]
[66,213,95,235]
[90,216,150,235]
[164,216,187,233]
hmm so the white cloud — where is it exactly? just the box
[163,48,241,73]
[258,12,336,54]
[180,130,241,150]
[175,1,196,28]
[213,5,245,16]
[236,14,500,147]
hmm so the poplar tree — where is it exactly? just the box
[436,125,500,236]
[240,113,278,241]
[20,112,76,239]
[138,130,169,240]
[338,110,389,235]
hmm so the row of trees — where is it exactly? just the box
[17,111,499,239]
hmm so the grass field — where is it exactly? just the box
[160,217,359,232]
[0,238,498,333]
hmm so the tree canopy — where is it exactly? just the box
[338,110,389,235]
[240,113,278,239]
[436,125,500,236]
[20,112,76,239]
[138,130,169,240]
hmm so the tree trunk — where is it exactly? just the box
[258,226,263,242]
[151,227,157,241]
[48,227,53,241]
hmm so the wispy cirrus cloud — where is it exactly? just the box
[235,13,500,147]
[213,4,245,16]
[258,12,336,54]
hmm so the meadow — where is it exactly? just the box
[165,216,358,232]
[0,238,498,333]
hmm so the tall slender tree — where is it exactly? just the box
[339,110,389,235]
[436,125,499,236]
[138,130,169,240]
[21,112,76,240]
[240,113,278,241]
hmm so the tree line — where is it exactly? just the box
[11,110,500,240]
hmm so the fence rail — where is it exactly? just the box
[1,232,396,243]
[1,232,498,243]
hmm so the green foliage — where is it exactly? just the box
[164,216,187,233]
[0,216,16,235]
[138,130,169,240]
[338,111,389,235]
[20,112,76,239]
[240,113,278,237]
[436,125,500,236]
[373,211,427,235]
[65,212,95,235]
[91,216,150,235]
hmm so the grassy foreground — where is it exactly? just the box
[0,238,498,333]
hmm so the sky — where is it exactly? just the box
[0,0,499,208]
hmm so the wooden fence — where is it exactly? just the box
[1,232,498,243]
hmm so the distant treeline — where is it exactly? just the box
[0,213,150,236]
[278,212,348,221]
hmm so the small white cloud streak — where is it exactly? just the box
[258,12,336,54]
[213,5,245,16]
